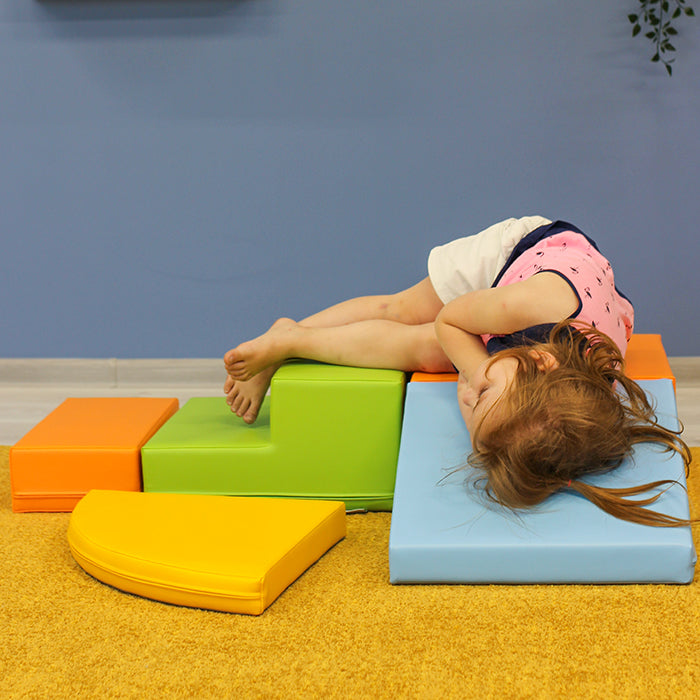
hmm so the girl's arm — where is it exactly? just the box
[434,320,489,378]
[434,272,578,374]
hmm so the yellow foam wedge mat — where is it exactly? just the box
[68,491,346,615]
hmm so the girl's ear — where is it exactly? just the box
[528,349,559,372]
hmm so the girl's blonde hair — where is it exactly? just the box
[469,320,693,527]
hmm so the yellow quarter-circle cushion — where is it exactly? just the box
[68,491,346,615]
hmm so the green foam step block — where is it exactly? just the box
[141,362,406,511]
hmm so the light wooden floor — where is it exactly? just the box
[0,358,699,446]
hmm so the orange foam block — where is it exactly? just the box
[411,334,676,388]
[10,398,179,513]
[624,334,676,389]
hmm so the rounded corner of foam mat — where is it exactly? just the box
[68,491,346,614]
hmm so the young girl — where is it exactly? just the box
[224,216,692,527]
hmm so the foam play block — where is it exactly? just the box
[389,379,696,584]
[624,334,676,389]
[409,371,457,382]
[10,398,179,513]
[68,490,346,615]
[142,362,405,511]
[410,333,676,387]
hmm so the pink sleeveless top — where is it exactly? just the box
[481,231,634,355]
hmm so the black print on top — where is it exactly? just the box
[490,220,633,307]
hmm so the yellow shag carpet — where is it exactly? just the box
[1,445,699,699]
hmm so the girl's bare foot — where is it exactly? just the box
[224,318,298,381]
[224,365,278,424]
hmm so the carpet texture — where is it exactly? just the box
[1,445,699,699]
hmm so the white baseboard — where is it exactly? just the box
[0,357,697,387]
[0,359,225,386]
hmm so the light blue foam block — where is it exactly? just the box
[389,379,696,584]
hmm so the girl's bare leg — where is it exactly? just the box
[224,277,446,423]
[226,318,452,381]
[297,277,444,328]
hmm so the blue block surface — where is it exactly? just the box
[389,379,696,584]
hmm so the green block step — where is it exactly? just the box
[142,362,406,511]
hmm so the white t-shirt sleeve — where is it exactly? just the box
[427,215,552,303]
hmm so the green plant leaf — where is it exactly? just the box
[628,0,693,76]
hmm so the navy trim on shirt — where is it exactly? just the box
[538,268,583,318]
[491,220,594,288]
[485,324,556,354]
[485,220,633,355]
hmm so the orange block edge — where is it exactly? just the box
[411,334,676,390]
[10,398,179,513]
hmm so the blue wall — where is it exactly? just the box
[1,0,699,357]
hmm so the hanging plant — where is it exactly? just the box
[629,0,695,75]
